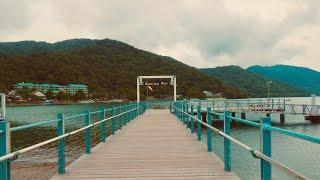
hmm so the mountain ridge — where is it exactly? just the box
[247,65,320,95]
[0,38,247,99]
[200,65,307,97]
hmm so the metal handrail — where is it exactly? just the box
[7,105,131,133]
[224,115,320,144]
[10,118,61,132]
[172,105,309,180]
[0,106,143,162]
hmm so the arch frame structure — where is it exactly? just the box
[137,75,177,102]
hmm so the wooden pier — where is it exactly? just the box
[51,109,239,180]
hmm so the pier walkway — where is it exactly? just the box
[51,109,239,180]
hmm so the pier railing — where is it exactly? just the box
[171,101,320,180]
[0,101,147,179]
[190,98,320,115]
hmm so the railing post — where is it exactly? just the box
[180,103,182,121]
[100,108,106,142]
[207,107,212,152]
[128,104,131,122]
[183,103,186,125]
[131,104,134,121]
[172,102,175,115]
[181,103,184,122]
[261,117,271,180]
[177,103,180,120]
[197,105,202,141]
[136,103,139,118]
[84,110,91,154]
[111,107,115,135]
[186,103,189,129]
[0,119,10,180]
[224,111,231,171]
[191,105,194,133]
[124,105,127,126]
[119,106,122,129]
[57,113,65,174]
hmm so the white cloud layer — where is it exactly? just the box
[1,0,320,70]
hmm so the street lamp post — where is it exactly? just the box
[266,81,272,106]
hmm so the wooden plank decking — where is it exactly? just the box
[51,109,240,180]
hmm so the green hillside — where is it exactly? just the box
[200,66,307,97]
[0,39,96,56]
[0,39,247,100]
[248,65,320,95]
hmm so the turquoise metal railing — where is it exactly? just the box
[171,101,319,180]
[0,102,148,179]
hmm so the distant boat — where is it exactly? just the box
[108,99,123,103]
[44,99,53,105]
[79,100,90,104]
[79,99,95,104]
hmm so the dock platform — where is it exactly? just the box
[51,109,240,180]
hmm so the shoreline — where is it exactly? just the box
[6,101,111,107]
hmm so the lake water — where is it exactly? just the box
[4,97,320,179]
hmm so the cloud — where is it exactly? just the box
[0,0,30,34]
[0,0,320,70]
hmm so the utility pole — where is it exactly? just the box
[266,81,272,107]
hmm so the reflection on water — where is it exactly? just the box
[5,99,320,179]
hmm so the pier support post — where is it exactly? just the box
[231,112,236,123]
[197,106,202,141]
[280,114,285,124]
[191,105,195,133]
[111,107,115,135]
[100,108,106,142]
[224,111,231,171]
[261,117,271,180]
[207,107,212,152]
[241,112,246,119]
[57,113,65,174]
[84,110,91,154]
[0,119,10,180]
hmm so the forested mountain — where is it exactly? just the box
[200,66,307,97]
[248,65,320,95]
[0,39,96,56]
[0,39,247,100]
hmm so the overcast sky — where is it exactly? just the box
[1,0,320,70]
